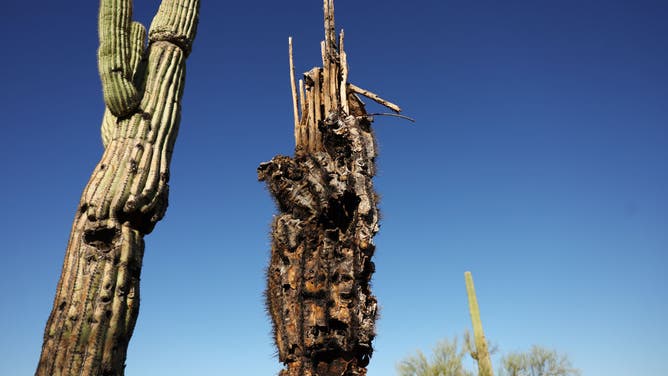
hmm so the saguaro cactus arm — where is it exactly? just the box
[98,0,140,117]
[465,271,494,376]
[101,21,146,147]
[149,0,199,55]
[36,1,199,375]
[259,1,404,375]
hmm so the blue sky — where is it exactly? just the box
[1,0,666,375]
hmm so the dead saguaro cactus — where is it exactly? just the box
[465,271,494,376]
[36,1,199,375]
[258,1,405,375]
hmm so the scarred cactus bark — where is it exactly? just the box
[36,1,199,375]
[259,1,403,375]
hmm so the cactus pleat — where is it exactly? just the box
[36,1,198,375]
[259,1,403,374]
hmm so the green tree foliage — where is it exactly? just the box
[397,336,474,376]
[397,338,579,376]
[499,346,580,376]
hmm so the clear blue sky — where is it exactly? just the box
[1,1,666,375]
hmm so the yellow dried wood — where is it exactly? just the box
[300,101,310,153]
[299,78,305,122]
[339,29,349,114]
[348,83,402,113]
[321,40,331,115]
[289,37,300,145]
[313,69,322,151]
[308,84,317,153]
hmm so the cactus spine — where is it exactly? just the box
[36,1,199,375]
[259,1,403,375]
[465,271,494,376]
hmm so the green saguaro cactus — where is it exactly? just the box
[465,271,494,376]
[36,1,199,375]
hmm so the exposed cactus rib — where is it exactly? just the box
[36,1,198,375]
[259,1,402,374]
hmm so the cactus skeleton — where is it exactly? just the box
[259,1,403,375]
[36,1,199,375]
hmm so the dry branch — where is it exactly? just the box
[289,37,300,145]
[348,83,402,113]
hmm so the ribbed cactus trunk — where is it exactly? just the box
[259,1,403,375]
[465,271,494,376]
[35,1,199,375]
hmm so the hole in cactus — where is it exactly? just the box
[312,350,356,367]
[323,191,360,231]
[325,229,339,241]
[312,325,329,337]
[359,353,370,367]
[129,160,138,174]
[340,292,353,300]
[328,319,347,331]
[83,227,119,252]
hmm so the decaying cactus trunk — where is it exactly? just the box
[36,1,199,375]
[465,271,494,376]
[259,1,403,375]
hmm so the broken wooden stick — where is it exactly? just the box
[348,82,402,113]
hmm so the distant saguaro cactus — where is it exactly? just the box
[259,1,406,375]
[36,1,199,375]
[465,271,494,376]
